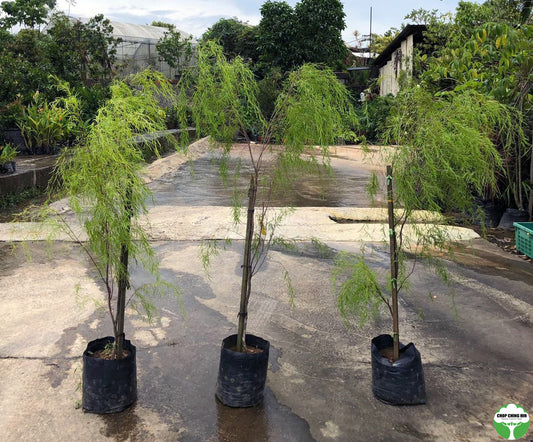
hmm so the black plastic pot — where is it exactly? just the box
[371,334,426,405]
[0,161,15,174]
[82,336,137,414]
[215,334,270,408]
[498,208,530,230]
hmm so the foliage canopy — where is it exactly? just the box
[55,69,180,358]
[188,41,355,351]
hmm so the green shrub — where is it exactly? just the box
[354,95,394,144]
[0,98,25,130]
[18,80,87,154]
[0,143,17,165]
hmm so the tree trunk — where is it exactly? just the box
[387,165,400,362]
[115,190,132,359]
[236,175,257,353]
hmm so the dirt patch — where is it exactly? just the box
[475,226,532,263]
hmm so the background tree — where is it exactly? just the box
[351,28,398,55]
[293,0,347,68]
[0,11,118,130]
[77,14,119,84]
[413,0,532,218]
[257,1,297,73]
[202,17,258,64]
[0,0,55,29]
[258,0,347,74]
[370,29,399,55]
[156,28,194,75]
[0,28,52,111]
[150,20,175,30]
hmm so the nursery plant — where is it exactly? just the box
[332,86,512,404]
[186,41,355,406]
[0,143,17,173]
[53,68,180,412]
[19,78,87,154]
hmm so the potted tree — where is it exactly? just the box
[0,143,17,173]
[332,86,513,405]
[52,69,180,413]
[186,41,356,407]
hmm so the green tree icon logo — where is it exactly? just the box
[494,404,530,440]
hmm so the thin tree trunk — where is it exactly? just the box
[387,165,400,362]
[115,190,132,358]
[236,175,257,353]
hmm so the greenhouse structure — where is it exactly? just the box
[110,21,196,79]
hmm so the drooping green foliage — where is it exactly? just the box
[385,87,507,215]
[332,252,386,327]
[410,1,532,217]
[55,69,180,358]
[332,86,508,356]
[190,40,264,149]
[332,0,529,359]
[187,41,356,351]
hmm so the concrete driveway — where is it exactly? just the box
[0,140,531,441]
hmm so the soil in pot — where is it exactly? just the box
[82,336,137,414]
[216,334,270,408]
[371,334,426,406]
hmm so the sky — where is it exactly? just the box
[55,0,463,43]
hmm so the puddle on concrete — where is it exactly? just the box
[100,405,142,441]
[214,389,313,442]
[149,155,373,208]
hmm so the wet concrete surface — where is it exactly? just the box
[148,144,382,208]
[1,239,532,441]
[0,143,532,441]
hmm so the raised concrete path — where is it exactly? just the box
[0,206,479,244]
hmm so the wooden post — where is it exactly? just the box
[387,165,400,361]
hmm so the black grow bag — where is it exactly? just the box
[82,336,137,414]
[371,334,426,405]
[216,334,270,408]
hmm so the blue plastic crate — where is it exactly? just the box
[514,222,533,258]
